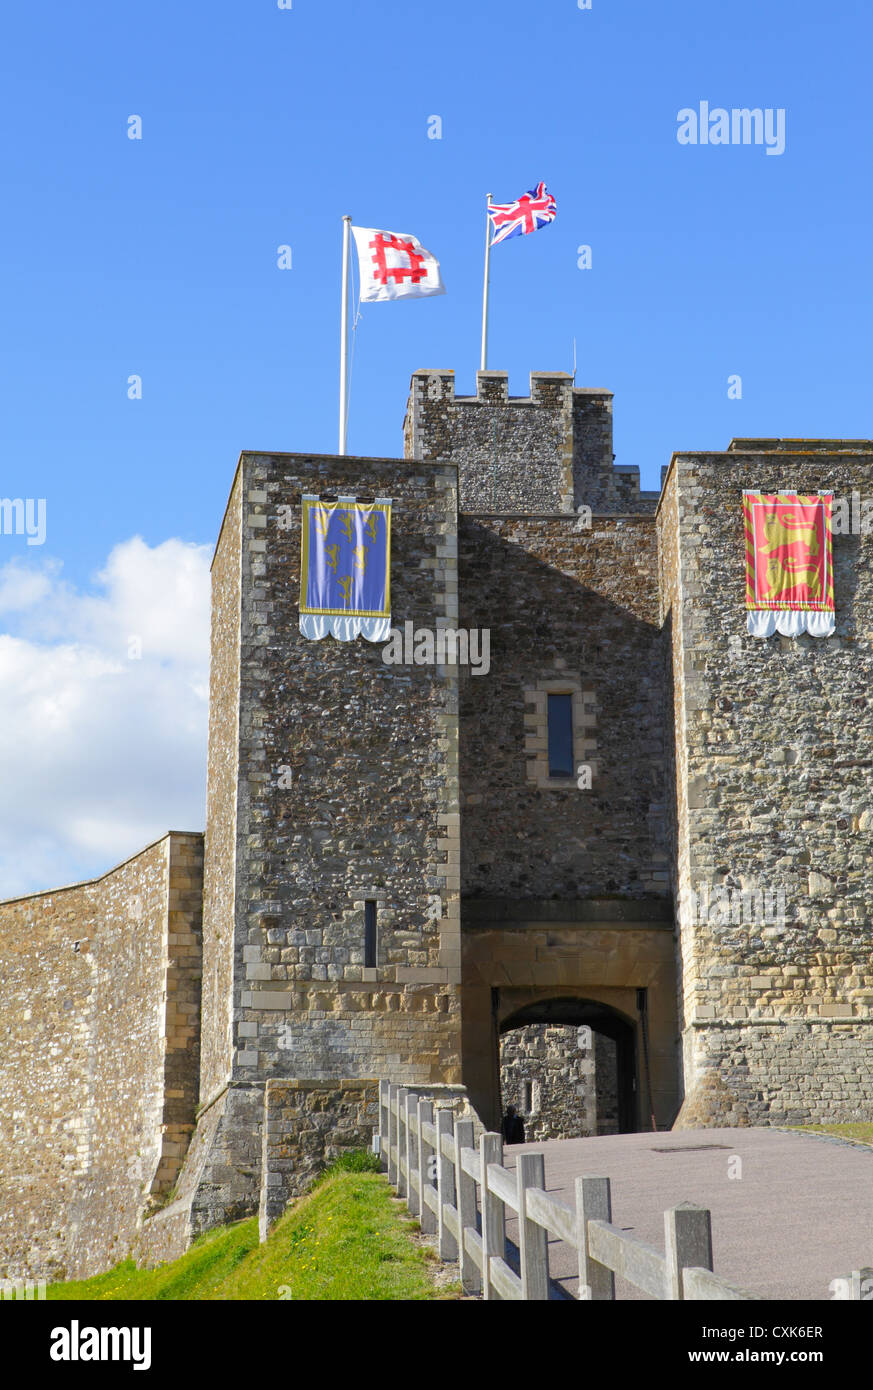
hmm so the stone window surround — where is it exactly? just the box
[350,889,387,983]
[524,673,597,791]
[346,883,459,987]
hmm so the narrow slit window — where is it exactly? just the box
[547,693,574,777]
[364,900,377,968]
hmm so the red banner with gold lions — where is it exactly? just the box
[743,492,835,637]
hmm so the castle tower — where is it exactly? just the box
[405,371,679,1132]
[167,442,465,1237]
[404,369,659,514]
[660,438,873,1126]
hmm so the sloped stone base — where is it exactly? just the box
[135,1082,263,1268]
[673,1068,751,1130]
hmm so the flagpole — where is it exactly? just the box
[339,215,352,455]
[480,193,493,371]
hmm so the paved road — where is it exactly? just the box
[500,1128,873,1300]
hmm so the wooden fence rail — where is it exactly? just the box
[377,1081,871,1302]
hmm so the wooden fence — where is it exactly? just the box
[378,1081,872,1302]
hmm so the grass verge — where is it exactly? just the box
[791,1122,873,1146]
[47,1164,454,1301]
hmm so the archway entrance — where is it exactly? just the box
[498,997,638,1137]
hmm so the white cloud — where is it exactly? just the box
[0,560,56,613]
[0,537,211,899]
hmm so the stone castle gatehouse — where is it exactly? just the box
[2,369,873,1280]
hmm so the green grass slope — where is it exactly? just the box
[48,1162,452,1302]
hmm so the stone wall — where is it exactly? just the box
[674,1023,873,1129]
[500,1023,595,1139]
[258,1079,378,1239]
[404,370,659,515]
[231,451,462,1081]
[411,368,680,1138]
[499,1023,630,1140]
[0,832,203,1281]
[404,370,573,513]
[200,465,243,1105]
[136,1080,247,1265]
[160,835,204,1191]
[660,444,873,1123]
[458,515,669,900]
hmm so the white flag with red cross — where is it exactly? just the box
[351,226,446,302]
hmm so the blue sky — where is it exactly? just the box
[0,0,870,891]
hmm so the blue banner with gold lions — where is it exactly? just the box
[298,494,392,642]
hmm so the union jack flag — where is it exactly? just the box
[488,183,557,247]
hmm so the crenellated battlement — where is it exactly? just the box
[403,369,659,515]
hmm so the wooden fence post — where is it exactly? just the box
[665,1203,713,1300]
[455,1118,480,1294]
[518,1152,549,1301]
[418,1099,436,1234]
[378,1080,390,1169]
[387,1085,398,1186]
[576,1175,615,1301]
[396,1088,408,1198]
[852,1268,873,1301]
[437,1108,458,1261]
[405,1091,419,1215]
[480,1131,505,1301]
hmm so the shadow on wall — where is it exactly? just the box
[458,518,667,900]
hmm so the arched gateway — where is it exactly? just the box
[499,996,638,1137]
[459,899,681,1134]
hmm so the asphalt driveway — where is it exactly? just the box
[500,1128,873,1300]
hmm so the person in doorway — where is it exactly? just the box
[502,1104,525,1145]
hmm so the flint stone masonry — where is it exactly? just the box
[0,833,202,1282]
[499,1023,619,1139]
[404,370,658,514]
[5,373,873,1279]
[458,515,668,898]
[258,1079,378,1239]
[163,446,465,1240]
[660,443,873,1124]
[227,451,461,1054]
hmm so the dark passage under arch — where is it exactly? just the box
[499,996,638,1135]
